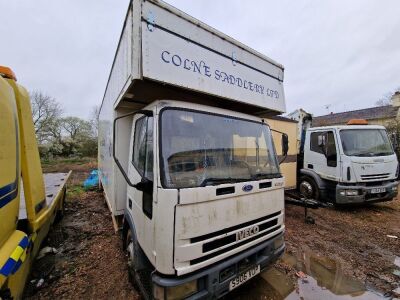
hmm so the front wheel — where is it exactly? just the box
[125,229,153,299]
[299,176,320,200]
[126,230,138,287]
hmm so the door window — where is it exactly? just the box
[310,132,325,154]
[132,116,153,179]
[326,131,337,167]
[310,131,337,167]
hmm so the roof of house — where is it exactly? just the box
[313,105,399,126]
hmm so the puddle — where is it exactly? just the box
[230,249,386,299]
[264,251,383,300]
[394,256,400,268]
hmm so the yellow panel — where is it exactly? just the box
[6,79,46,231]
[0,77,20,248]
[266,118,298,190]
[280,162,297,190]
[266,118,298,156]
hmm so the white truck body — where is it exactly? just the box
[99,0,286,217]
[288,109,398,204]
[99,0,286,298]
[301,125,398,204]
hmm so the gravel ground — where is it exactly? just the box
[24,161,400,299]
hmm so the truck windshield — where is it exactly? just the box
[340,129,394,157]
[160,109,280,188]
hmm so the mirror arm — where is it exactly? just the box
[279,152,288,165]
[270,129,289,165]
[112,110,153,188]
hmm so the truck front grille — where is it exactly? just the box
[189,211,282,266]
[361,173,390,181]
[202,219,278,253]
[190,231,281,265]
[190,211,280,244]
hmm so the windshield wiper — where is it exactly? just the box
[251,173,282,180]
[353,150,374,157]
[200,177,250,187]
[373,152,392,156]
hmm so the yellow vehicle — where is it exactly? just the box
[0,66,70,299]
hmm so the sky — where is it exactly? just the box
[1,0,400,119]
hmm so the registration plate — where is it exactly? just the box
[371,188,386,194]
[229,265,260,291]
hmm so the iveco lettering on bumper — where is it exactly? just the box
[236,225,260,241]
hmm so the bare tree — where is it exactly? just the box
[61,117,92,141]
[375,87,400,106]
[89,105,100,137]
[60,117,96,157]
[30,90,62,142]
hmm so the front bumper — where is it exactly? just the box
[336,181,398,204]
[152,232,285,299]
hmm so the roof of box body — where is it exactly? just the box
[100,0,286,117]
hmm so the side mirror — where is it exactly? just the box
[135,177,153,193]
[271,128,289,165]
[282,134,289,157]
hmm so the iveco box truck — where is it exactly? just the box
[288,110,398,204]
[98,0,288,298]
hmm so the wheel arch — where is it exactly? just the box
[300,169,326,189]
[122,209,137,250]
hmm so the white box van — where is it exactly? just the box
[98,0,287,298]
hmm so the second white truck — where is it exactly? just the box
[99,0,287,298]
[288,110,398,204]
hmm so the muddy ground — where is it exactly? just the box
[24,160,399,299]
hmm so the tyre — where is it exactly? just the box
[299,176,320,200]
[125,229,138,287]
[125,229,153,299]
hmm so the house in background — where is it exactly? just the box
[313,91,400,127]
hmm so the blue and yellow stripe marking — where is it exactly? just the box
[0,236,29,277]
[0,108,19,209]
[0,180,19,209]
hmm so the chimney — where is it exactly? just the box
[392,91,400,107]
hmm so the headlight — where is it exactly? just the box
[345,190,359,196]
[273,235,284,250]
[166,280,198,300]
[393,185,398,192]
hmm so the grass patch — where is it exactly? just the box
[41,157,97,173]
[67,185,86,199]
[41,157,93,167]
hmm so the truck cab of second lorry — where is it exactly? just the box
[300,124,398,204]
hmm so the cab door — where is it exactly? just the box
[127,114,155,264]
[306,130,340,181]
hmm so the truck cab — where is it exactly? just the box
[299,124,398,204]
[122,101,285,297]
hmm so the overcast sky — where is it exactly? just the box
[2,0,399,119]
